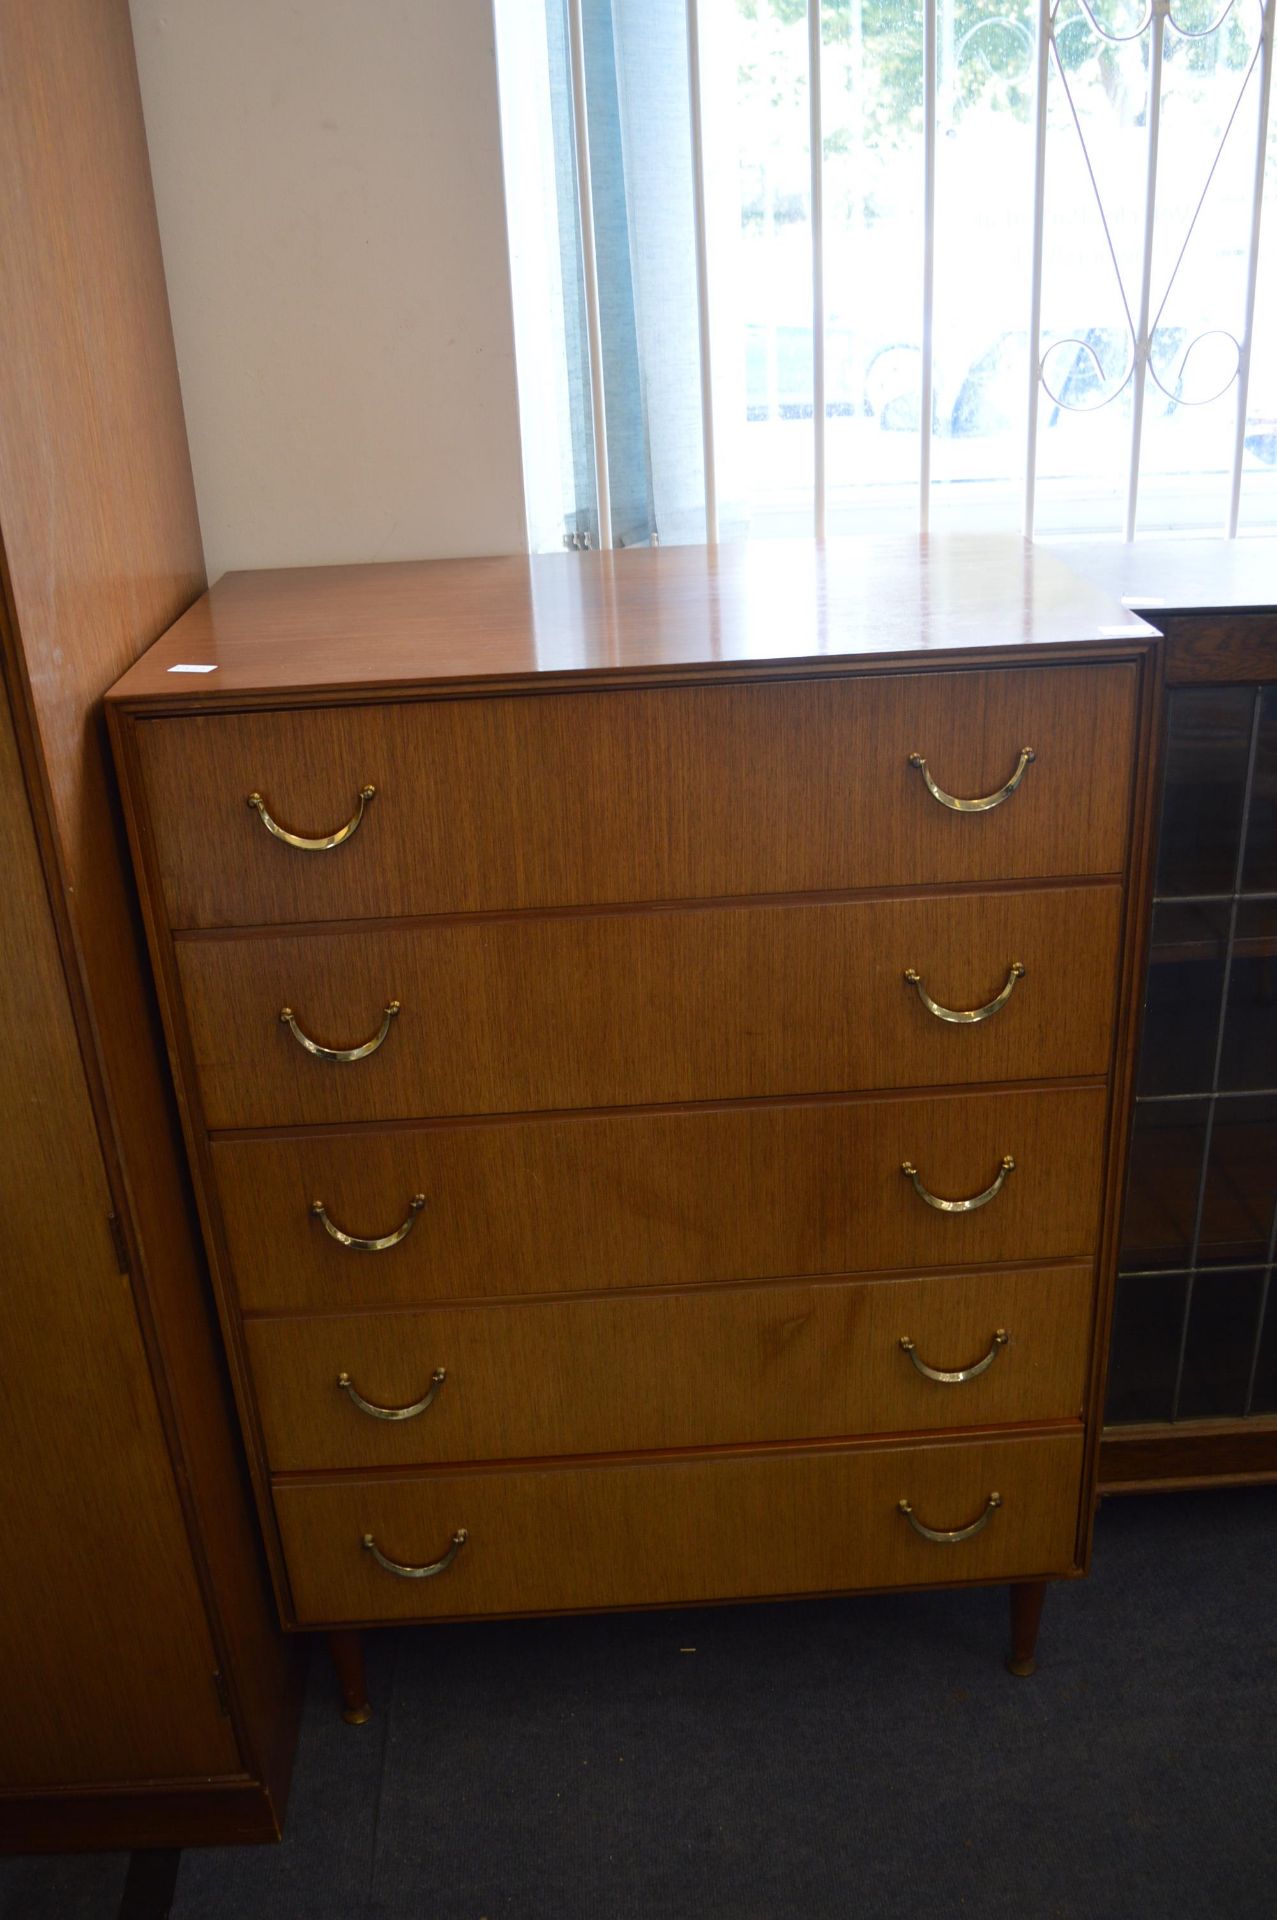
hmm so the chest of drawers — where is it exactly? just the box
[107,536,1159,1706]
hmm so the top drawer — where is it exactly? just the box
[133,663,1136,929]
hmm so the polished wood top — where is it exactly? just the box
[108,535,1155,708]
[1050,535,1277,616]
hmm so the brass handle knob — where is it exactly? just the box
[311,1193,425,1252]
[280,1001,400,1062]
[247,785,375,850]
[338,1367,446,1421]
[904,962,1025,1024]
[901,1155,1015,1213]
[907,747,1035,812]
[900,1330,1009,1384]
[898,1493,1002,1544]
[362,1528,468,1580]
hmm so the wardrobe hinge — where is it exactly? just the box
[213,1669,232,1717]
[107,1213,131,1275]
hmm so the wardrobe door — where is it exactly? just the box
[0,673,239,1789]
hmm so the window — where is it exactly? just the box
[495,0,1277,550]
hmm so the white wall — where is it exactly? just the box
[131,0,527,580]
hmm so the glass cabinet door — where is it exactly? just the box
[1109,686,1277,1428]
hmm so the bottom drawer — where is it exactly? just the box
[273,1429,1083,1625]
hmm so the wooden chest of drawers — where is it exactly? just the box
[107,537,1158,1698]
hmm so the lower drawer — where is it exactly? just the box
[272,1430,1084,1624]
[246,1265,1094,1470]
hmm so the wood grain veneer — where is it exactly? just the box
[177,883,1122,1130]
[273,1430,1085,1626]
[135,662,1135,928]
[246,1264,1095,1471]
[108,539,1160,1673]
[0,0,298,1842]
[0,673,239,1788]
[214,1084,1108,1311]
[105,537,1156,707]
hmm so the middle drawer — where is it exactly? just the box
[213,1082,1107,1311]
[179,883,1121,1129]
[245,1264,1095,1471]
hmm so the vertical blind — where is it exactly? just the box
[495,0,1277,551]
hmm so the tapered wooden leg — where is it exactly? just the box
[328,1630,372,1724]
[1007,1580,1048,1677]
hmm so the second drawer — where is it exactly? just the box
[245,1264,1095,1471]
[179,883,1121,1128]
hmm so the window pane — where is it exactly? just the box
[1198,1095,1277,1266]
[820,0,925,536]
[1135,4,1268,534]
[1218,900,1277,1091]
[1139,903,1229,1096]
[1240,684,1277,895]
[709,0,816,537]
[1155,687,1256,898]
[1032,0,1151,536]
[927,0,1035,533]
[1240,87,1277,532]
[1177,1267,1266,1420]
[1105,1271,1188,1424]
[1121,1099,1210,1270]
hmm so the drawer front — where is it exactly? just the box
[137,664,1136,929]
[272,1430,1084,1624]
[215,1083,1106,1310]
[246,1265,1094,1471]
[179,884,1121,1129]
[216,1084,1107,1310]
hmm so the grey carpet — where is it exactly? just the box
[4,1488,1274,1919]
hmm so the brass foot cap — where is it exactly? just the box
[342,1703,373,1725]
[1006,1655,1037,1678]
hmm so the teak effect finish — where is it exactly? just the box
[0,0,298,1846]
[246,1264,1095,1471]
[214,1084,1110,1312]
[273,1430,1086,1627]
[108,542,1161,1664]
[134,661,1135,928]
[0,674,239,1788]
[177,883,1122,1130]
[106,537,1155,708]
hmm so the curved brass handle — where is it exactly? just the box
[901,1155,1015,1213]
[247,784,375,850]
[900,1330,1009,1384]
[311,1193,425,1251]
[898,1492,1002,1544]
[908,747,1035,812]
[338,1367,446,1421]
[904,962,1025,1024]
[280,1001,400,1062]
[362,1528,468,1580]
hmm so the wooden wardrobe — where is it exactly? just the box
[0,0,299,1848]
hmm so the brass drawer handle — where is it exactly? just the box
[898,1492,1002,1544]
[247,784,375,850]
[311,1193,425,1251]
[904,961,1025,1024]
[908,746,1035,812]
[362,1528,468,1580]
[338,1367,446,1421]
[901,1155,1015,1213]
[280,1000,399,1062]
[900,1330,1009,1384]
